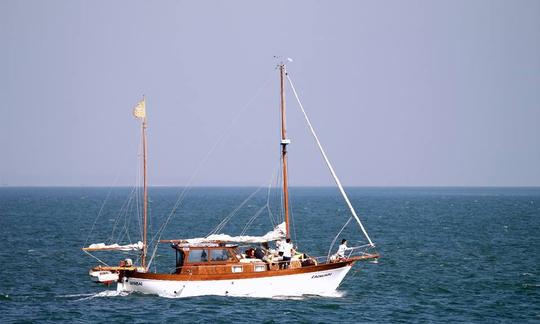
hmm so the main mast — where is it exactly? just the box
[279,64,291,239]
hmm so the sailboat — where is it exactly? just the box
[83,62,379,298]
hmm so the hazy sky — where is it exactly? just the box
[1,1,539,186]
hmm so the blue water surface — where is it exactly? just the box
[0,187,539,323]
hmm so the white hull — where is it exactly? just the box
[117,265,353,298]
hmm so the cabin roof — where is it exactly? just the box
[170,242,238,250]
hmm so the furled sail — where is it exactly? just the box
[184,222,286,244]
[83,241,144,251]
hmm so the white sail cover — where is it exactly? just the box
[84,241,144,251]
[185,222,286,244]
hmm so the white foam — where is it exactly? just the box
[59,293,95,298]
[317,290,346,298]
[271,295,306,300]
[270,290,346,300]
[76,290,130,301]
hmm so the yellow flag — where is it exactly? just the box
[133,99,146,119]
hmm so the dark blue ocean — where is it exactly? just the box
[1,187,539,323]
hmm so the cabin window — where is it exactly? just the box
[188,249,209,263]
[254,265,266,272]
[232,265,243,273]
[211,249,233,262]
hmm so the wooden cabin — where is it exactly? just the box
[172,243,275,275]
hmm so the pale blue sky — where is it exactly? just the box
[1,0,539,186]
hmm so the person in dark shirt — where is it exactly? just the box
[245,248,256,258]
[254,242,269,260]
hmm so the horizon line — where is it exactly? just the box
[1,185,539,189]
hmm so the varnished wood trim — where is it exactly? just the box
[126,254,378,282]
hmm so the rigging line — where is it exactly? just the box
[240,204,268,236]
[118,196,134,245]
[239,162,282,236]
[146,72,275,270]
[279,159,285,225]
[113,186,138,243]
[209,185,265,236]
[117,214,128,244]
[239,178,277,237]
[253,159,280,231]
[278,164,283,224]
[135,182,142,243]
[209,200,245,236]
[327,216,353,261]
[108,186,137,244]
[127,185,138,244]
[125,211,132,244]
[266,160,281,228]
[83,250,110,267]
[135,137,143,241]
[83,172,122,248]
[266,163,279,227]
[269,154,281,225]
[265,190,276,228]
[288,188,298,245]
[85,129,141,248]
[341,267,361,286]
[266,205,276,228]
[282,154,297,244]
[135,145,144,243]
[117,188,134,244]
[286,74,375,247]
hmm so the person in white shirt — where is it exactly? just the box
[337,239,348,259]
[278,238,294,269]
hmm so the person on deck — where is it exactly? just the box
[337,239,348,260]
[254,242,269,261]
[201,249,208,262]
[279,238,294,269]
[245,248,256,258]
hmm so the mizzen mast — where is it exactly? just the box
[133,96,148,269]
[279,63,291,239]
[142,109,148,269]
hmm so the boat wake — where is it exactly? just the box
[272,290,346,300]
[58,293,95,299]
[66,290,130,301]
[315,290,347,298]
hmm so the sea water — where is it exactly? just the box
[0,187,539,323]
